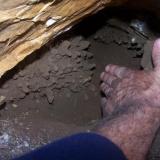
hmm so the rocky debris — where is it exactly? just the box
[141,40,154,70]
[0,36,96,105]
[94,18,148,57]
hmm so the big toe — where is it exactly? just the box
[152,39,160,71]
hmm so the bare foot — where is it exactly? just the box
[97,39,160,160]
[100,39,160,116]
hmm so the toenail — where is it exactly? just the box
[105,65,111,72]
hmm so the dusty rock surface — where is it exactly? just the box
[0,37,95,105]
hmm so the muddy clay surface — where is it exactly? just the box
[0,8,159,159]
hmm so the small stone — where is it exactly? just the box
[81,51,88,58]
[76,58,81,64]
[50,48,58,55]
[53,65,59,72]
[88,64,96,70]
[66,51,72,57]
[18,71,25,77]
[42,72,50,80]
[60,40,71,49]
[45,88,54,104]
[12,104,18,108]
[78,40,90,50]
[19,92,26,99]
[71,36,83,46]
[13,74,19,80]
[131,37,137,45]
[82,77,92,85]
[56,54,61,59]
[59,49,67,56]
[55,83,63,89]
[21,85,30,94]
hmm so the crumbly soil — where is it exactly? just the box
[0,7,159,159]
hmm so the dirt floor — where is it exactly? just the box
[0,7,160,160]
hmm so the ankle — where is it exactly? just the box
[96,104,160,160]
